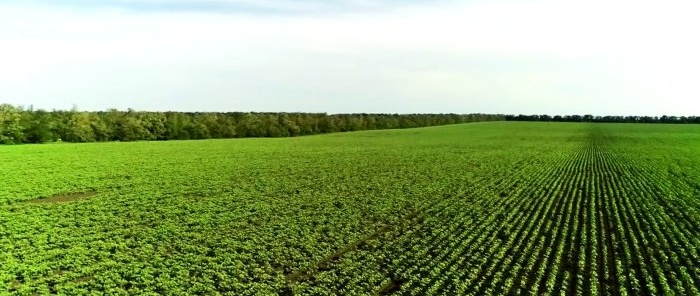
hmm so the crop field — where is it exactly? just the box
[1,122,699,295]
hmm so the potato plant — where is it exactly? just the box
[1,122,699,295]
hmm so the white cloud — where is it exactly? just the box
[1,0,699,115]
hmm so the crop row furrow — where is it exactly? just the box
[551,144,591,296]
[290,149,559,294]
[599,148,657,295]
[388,148,577,295]
[518,150,585,294]
[525,148,585,294]
[592,147,619,296]
[484,147,586,295]
[625,173,700,270]
[501,159,576,295]
[449,149,578,294]
[604,151,700,292]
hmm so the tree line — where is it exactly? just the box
[0,104,504,144]
[505,114,700,124]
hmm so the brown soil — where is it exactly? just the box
[72,275,95,283]
[29,191,97,204]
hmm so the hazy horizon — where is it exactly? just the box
[2,0,699,116]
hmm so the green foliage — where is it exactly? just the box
[0,104,504,144]
[22,109,54,143]
[0,104,24,144]
[1,122,699,295]
[65,111,96,142]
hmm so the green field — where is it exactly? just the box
[1,122,699,295]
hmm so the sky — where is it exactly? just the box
[1,0,699,115]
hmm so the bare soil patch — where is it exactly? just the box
[72,275,95,283]
[29,191,97,204]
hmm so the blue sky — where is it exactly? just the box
[1,0,699,115]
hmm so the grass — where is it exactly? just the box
[1,122,699,295]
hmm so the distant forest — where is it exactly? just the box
[4,103,698,144]
[505,114,700,123]
[0,104,503,144]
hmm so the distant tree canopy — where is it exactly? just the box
[0,104,504,144]
[505,114,700,124]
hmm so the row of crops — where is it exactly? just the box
[1,122,699,295]
[287,125,700,295]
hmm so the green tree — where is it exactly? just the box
[22,109,54,143]
[117,113,149,141]
[91,114,112,142]
[66,109,96,142]
[0,104,24,144]
[140,112,167,140]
